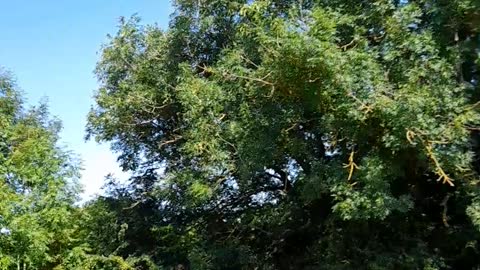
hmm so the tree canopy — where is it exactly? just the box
[0,72,82,269]
[2,0,480,269]
[83,0,480,269]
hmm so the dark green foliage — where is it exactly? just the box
[85,0,480,269]
[2,0,480,269]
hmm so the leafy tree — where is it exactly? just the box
[87,0,480,269]
[0,71,159,270]
[0,72,82,269]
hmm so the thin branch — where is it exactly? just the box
[284,123,298,133]
[266,172,282,181]
[339,39,356,51]
[406,129,454,186]
[217,136,238,155]
[425,143,454,186]
[120,55,135,70]
[218,113,226,121]
[465,125,480,131]
[348,92,373,114]
[158,135,183,148]
[197,65,276,97]
[466,101,480,111]
[224,72,275,87]
[214,175,228,190]
[123,200,141,210]
[441,194,451,227]
[240,54,260,69]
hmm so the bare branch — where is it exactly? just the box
[158,136,183,148]
[441,194,451,227]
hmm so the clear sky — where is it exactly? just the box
[0,1,172,200]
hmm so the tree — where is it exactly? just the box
[0,72,83,269]
[87,0,480,268]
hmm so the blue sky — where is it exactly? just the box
[0,1,172,199]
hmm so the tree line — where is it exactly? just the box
[1,0,480,269]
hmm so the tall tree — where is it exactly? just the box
[0,72,83,269]
[87,0,480,269]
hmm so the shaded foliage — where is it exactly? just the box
[2,0,480,269]
[85,0,480,269]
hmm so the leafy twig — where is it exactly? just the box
[406,129,454,186]
[343,149,359,181]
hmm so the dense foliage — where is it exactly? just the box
[2,0,480,269]
[84,0,480,269]
[0,76,158,269]
[0,73,82,269]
